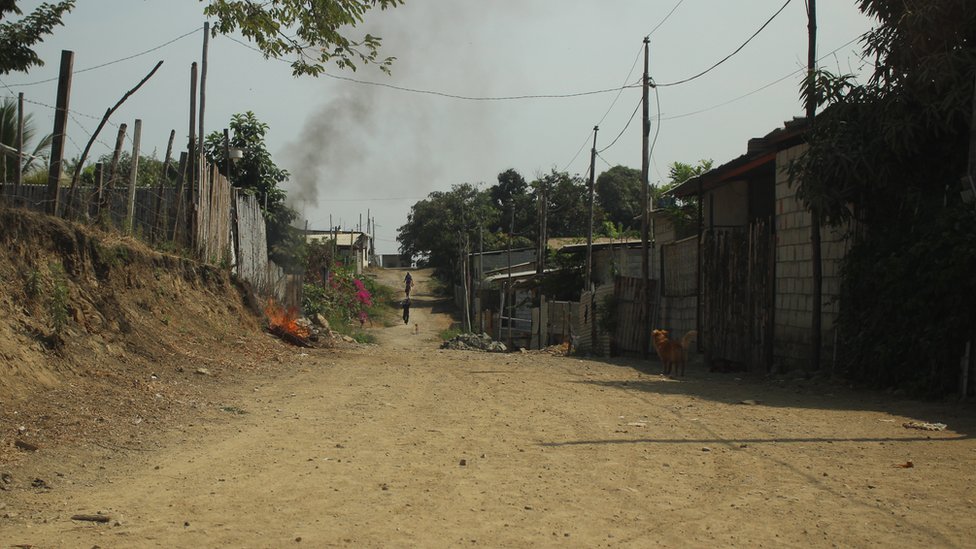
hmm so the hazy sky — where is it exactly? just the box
[2,1,875,254]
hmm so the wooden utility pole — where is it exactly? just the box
[639,37,651,359]
[807,0,822,371]
[537,179,545,275]
[507,202,514,348]
[45,50,74,215]
[197,21,210,208]
[187,61,198,240]
[125,119,142,234]
[585,125,599,290]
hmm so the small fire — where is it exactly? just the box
[264,299,310,340]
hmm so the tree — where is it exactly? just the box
[663,159,712,193]
[657,159,712,238]
[0,1,74,75]
[204,111,301,269]
[203,0,403,76]
[397,183,497,281]
[595,165,641,231]
[0,96,51,180]
[536,169,593,237]
[790,0,976,396]
[487,168,534,234]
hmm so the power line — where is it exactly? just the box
[598,96,642,154]
[224,33,640,101]
[655,0,794,88]
[322,196,428,202]
[659,35,863,121]
[560,130,594,173]
[646,0,686,38]
[5,27,202,88]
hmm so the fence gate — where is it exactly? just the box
[701,220,774,372]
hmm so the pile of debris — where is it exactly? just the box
[441,332,508,353]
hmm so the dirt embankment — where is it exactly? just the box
[0,207,289,464]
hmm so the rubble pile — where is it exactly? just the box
[441,332,508,353]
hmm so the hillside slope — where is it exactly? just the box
[0,207,289,463]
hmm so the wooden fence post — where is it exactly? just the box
[125,119,142,234]
[45,50,74,215]
[154,129,175,242]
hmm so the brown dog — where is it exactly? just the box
[652,329,698,376]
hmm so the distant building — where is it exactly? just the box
[305,229,372,274]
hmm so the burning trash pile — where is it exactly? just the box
[264,300,359,348]
[265,299,313,347]
[440,332,508,353]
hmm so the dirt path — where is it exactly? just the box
[2,269,975,548]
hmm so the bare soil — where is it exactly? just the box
[1,215,975,547]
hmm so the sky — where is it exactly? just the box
[1,1,877,254]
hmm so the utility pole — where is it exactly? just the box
[537,181,544,275]
[507,202,514,348]
[197,21,209,196]
[807,0,822,372]
[46,50,74,215]
[585,125,599,290]
[186,62,197,241]
[639,36,651,359]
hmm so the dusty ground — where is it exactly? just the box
[2,267,975,548]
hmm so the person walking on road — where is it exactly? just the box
[404,271,414,297]
[402,298,411,325]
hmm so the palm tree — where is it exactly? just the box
[0,97,52,183]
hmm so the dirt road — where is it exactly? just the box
[2,269,975,547]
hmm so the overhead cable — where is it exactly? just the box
[654,0,794,88]
[5,27,202,88]
[224,33,640,101]
[646,0,686,38]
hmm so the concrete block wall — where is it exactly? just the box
[774,144,850,371]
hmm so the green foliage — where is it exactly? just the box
[0,97,52,179]
[790,0,976,396]
[0,1,75,75]
[301,263,391,328]
[398,182,498,281]
[488,168,533,233]
[202,0,403,76]
[25,267,40,299]
[537,250,585,301]
[657,160,711,239]
[47,262,69,333]
[439,327,463,341]
[205,111,302,270]
[534,169,595,237]
[596,165,641,231]
[73,151,172,189]
[837,205,976,396]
